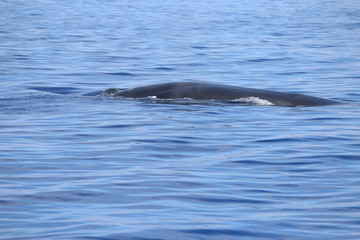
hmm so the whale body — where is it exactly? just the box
[98,82,338,107]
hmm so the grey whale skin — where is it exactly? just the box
[99,82,337,107]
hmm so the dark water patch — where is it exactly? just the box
[81,234,172,240]
[80,227,283,240]
[22,194,78,203]
[81,237,162,240]
[159,195,273,205]
[349,143,360,148]
[152,67,175,71]
[105,72,137,77]
[191,46,209,49]
[133,139,162,144]
[229,160,322,166]
[140,144,217,153]
[20,190,106,203]
[307,117,350,121]
[182,228,281,238]
[0,199,17,205]
[99,124,134,129]
[322,206,360,213]
[276,71,309,76]
[253,135,353,144]
[134,138,191,144]
[297,154,360,162]
[344,93,360,104]
[108,56,142,60]
[180,62,207,67]
[288,168,322,173]
[13,54,30,60]
[346,219,360,225]
[254,137,313,143]
[271,32,288,37]
[147,153,193,160]
[254,137,297,143]
[243,57,293,63]
[58,72,95,76]
[115,180,209,189]
[97,123,156,129]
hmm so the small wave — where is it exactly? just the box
[105,72,137,76]
[153,67,175,71]
[230,97,274,106]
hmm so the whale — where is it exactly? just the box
[97,81,338,107]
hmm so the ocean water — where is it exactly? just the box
[1,0,360,239]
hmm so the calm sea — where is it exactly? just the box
[1,0,360,239]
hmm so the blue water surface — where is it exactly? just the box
[1,0,360,239]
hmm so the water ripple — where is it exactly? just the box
[1,0,360,239]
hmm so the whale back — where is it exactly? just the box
[99,82,338,107]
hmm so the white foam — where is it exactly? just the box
[231,97,274,106]
[146,96,157,99]
[100,90,120,97]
